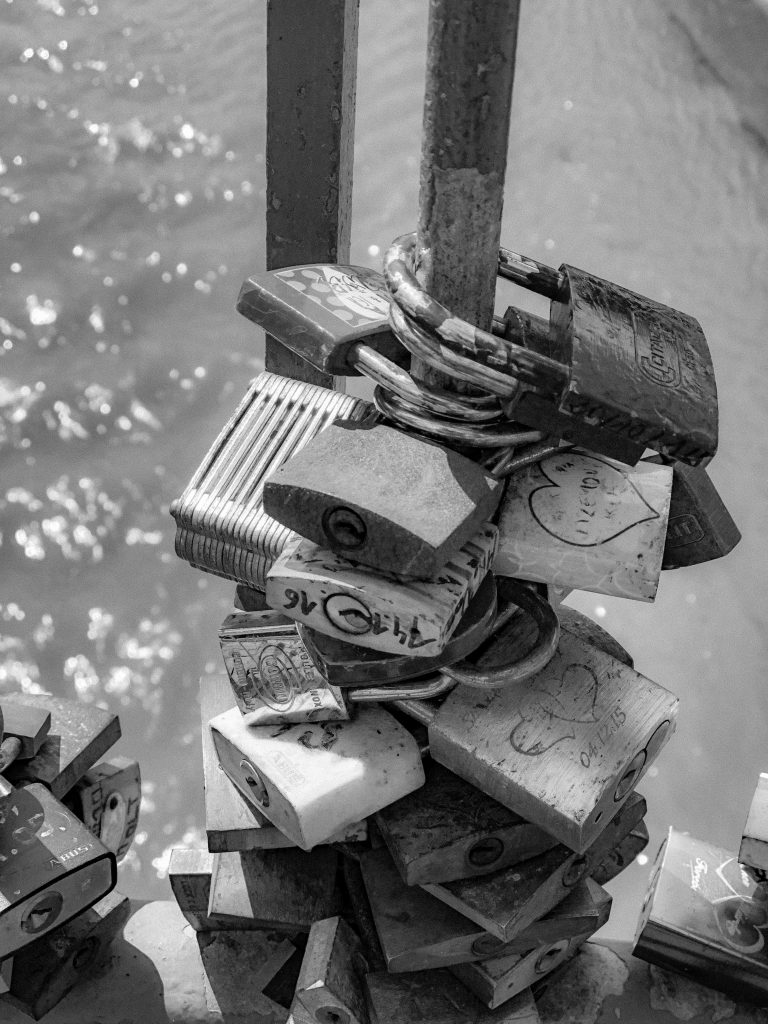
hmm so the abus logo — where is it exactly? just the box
[632,313,681,389]
[251,645,301,710]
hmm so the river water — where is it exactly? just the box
[1,0,767,944]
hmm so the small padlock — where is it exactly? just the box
[422,792,645,944]
[385,233,718,467]
[196,928,297,1021]
[590,821,649,886]
[208,704,425,850]
[394,609,675,853]
[740,773,768,884]
[170,372,372,590]
[644,456,741,569]
[266,524,497,658]
[65,757,141,862]
[360,844,611,973]
[1,890,129,1021]
[365,968,538,1024]
[634,827,768,1005]
[295,916,368,1024]
[494,447,673,602]
[263,420,502,577]
[207,847,339,932]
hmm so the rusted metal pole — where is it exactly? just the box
[265,0,359,387]
[414,0,520,384]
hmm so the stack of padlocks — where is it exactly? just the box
[169,237,740,1021]
[0,694,140,1020]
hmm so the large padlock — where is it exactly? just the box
[360,844,611,973]
[740,773,768,884]
[421,792,645,944]
[394,608,675,853]
[208,704,425,850]
[170,372,372,590]
[493,447,673,602]
[634,827,768,1005]
[64,757,141,862]
[207,847,340,932]
[644,456,741,569]
[385,233,718,467]
[295,916,368,1024]
[263,420,502,577]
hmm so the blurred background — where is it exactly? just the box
[1,0,766,943]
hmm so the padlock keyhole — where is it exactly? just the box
[467,836,504,868]
[240,759,270,807]
[316,1007,349,1024]
[323,507,367,550]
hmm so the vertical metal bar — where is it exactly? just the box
[265,0,360,387]
[414,0,520,385]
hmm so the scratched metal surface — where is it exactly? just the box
[0,0,766,950]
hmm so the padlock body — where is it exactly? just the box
[427,623,677,852]
[263,421,501,577]
[218,610,347,723]
[170,372,371,590]
[552,265,718,467]
[591,821,649,885]
[296,916,368,1024]
[634,827,768,1004]
[209,704,424,850]
[69,757,141,861]
[266,526,497,658]
[494,448,673,601]
[0,783,116,959]
[740,773,768,883]
[237,264,407,375]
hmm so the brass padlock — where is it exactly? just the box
[263,420,502,577]
[494,447,673,601]
[365,968,538,1024]
[644,456,741,569]
[295,916,368,1024]
[265,524,497,658]
[421,792,644,944]
[740,773,768,884]
[360,844,611,973]
[385,233,718,467]
[395,609,675,853]
[591,821,649,885]
[170,372,372,590]
[634,827,768,1005]
[208,704,425,850]
[1,890,130,1021]
[65,757,141,862]
[207,847,339,932]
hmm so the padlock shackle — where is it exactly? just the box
[497,247,566,301]
[0,735,21,775]
[346,673,459,705]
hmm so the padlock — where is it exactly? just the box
[208,704,425,850]
[265,524,498,658]
[65,757,141,861]
[0,890,129,1021]
[218,609,347,724]
[0,704,50,760]
[299,571,499,688]
[493,447,673,601]
[199,675,366,851]
[0,779,117,959]
[644,456,741,569]
[375,760,556,887]
[168,848,245,932]
[196,928,297,1021]
[740,773,768,884]
[634,827,768,1005]
[590,821,649,885]
[450,930,594,1010]
[422,792,644,944]
[360,844,611,973]
[385,233,718,468]
[170,372,372,590]
[556,605,632,667]
[394,609,674,853]
[295,916,368,1024]
[1,693,120,799]
[207,847,339,932]
[263,419,502,577]
[365,968,538,1024]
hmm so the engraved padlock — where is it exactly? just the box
[394,607,677,853]
[494,447,673,602]
[740,773,768,884]
[644,456,741,569]
[207,704,425,850]
[64,757,141,862]
[265,524,498,658]
[263,420,502,577]
[385,232,718,467]
[634,827,768,1005]
[169,372,372,590]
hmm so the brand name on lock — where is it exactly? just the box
[633,314,682,389]
[275,266,390,328]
